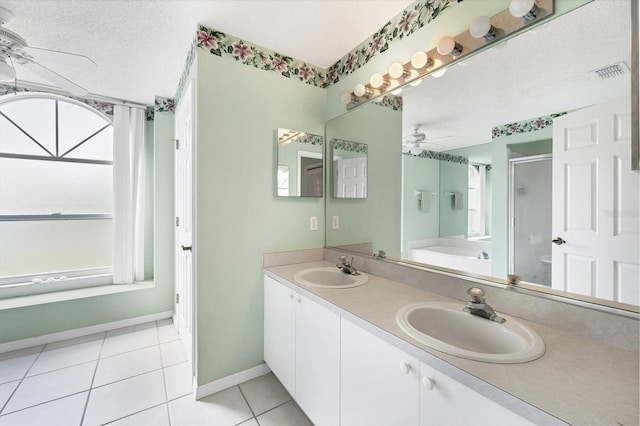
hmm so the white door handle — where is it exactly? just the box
[422,376,435,390]
[400,361,411,375]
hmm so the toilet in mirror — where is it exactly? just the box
[325,0,639,311]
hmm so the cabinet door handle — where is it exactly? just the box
[400,361,411,375]
[296,297,302,303]
[289,293,294,300]
[422,376,435,390]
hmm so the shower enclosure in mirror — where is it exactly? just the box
[276,128,323,197]
[331,139,368,199]
[325,0,639,311]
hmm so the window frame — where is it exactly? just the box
[0,93,115,297]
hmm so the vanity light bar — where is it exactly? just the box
[346,0,555,110]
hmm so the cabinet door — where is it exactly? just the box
[341,319,419,425]
[263,275,296,396]
[295,295,341,425]
[420,362,533,425]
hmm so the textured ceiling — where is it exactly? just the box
[0,0,412,105]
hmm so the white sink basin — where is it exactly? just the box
[396,302,545,363]
[293,267,368,289]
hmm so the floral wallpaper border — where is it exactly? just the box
[492,112,567,139]
[372,94,403,111]
[296,133,324,146]
[1,84,157,121]
[332,138,368,154]
[403,149,468,164]
[155,96,175,114]
[175,0,459,103]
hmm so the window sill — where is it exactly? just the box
[0,280,155,310]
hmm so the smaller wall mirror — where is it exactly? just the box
[331,138,368,199]
[276,128,323,197]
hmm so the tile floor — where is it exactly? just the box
[0,319,312,425]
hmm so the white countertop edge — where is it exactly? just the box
[263,267,566,426]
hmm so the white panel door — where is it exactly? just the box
[552,97,639,305]
[263,276,296,396]
[334,157,367,198]
[341,319,419,426]
[174,81,194,368]
[295,295,340,425]
[419,362,532,425]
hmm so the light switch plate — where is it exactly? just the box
[310,216,318,231]
[332,216,339,229]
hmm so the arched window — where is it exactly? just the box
[0,93,114,294]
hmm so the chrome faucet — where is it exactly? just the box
[463,287,506,323]
[337,255,360,276]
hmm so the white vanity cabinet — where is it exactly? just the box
[341,318,420,425]
[263,275,340,425]
[419,362,533,425]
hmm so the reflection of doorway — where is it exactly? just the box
[297,151,322,197]
[509,155,552,285]
[333,157,367,198]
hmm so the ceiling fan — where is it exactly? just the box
[0,6,96,96]
[402,125,452,155]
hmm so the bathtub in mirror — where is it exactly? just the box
[276,128,323,197]
[325,0,639,311]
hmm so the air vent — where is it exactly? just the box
[593,62,629,80]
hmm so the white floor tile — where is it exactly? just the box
[159,340,187,367]
[238,419,259,426]
[238,373,291,416]
[83,370,166,426]
[168,387,253,426]
[28,339,102,376]
[157,320,180,344]
[0,380,20,411]
[0,353,39,384]
[0,392,87,426]
[3,361,96,413]
[107,404,170,426]
[256,400,312,426]
[93,346,162,387]
[101,324,158,358]
[163,362,192,401]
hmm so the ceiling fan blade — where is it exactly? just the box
[21,61,88,96]
[23,46,96,70]
[427,135,453,141]
[420,141,444,148]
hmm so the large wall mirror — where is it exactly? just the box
[325,0,639,311]
[276,128,324,197]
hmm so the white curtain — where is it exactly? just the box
[113,105,146,284]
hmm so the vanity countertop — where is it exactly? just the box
[265,260,639,426]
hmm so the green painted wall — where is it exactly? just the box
[193,50,326,385]
[0,112,175,343]
[438,160,468,237]
[325,104,402,256]
[401,155,440,257]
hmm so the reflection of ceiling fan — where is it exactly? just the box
[0,6,96,96]
[402,125,452,155]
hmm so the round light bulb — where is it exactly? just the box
[354,84,367,97]
[432,68,446,78]
[391,88,402,95]
[437,36,463,56]
[411,51,428,69]
[388,62,406,79]
[469,16,495,40]
[509,0,536,19]
[369,73,385,89]
[409,79,422,87]
[0,59,16,83]
[340,92,353,105]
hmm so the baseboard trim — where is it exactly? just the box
[195,363,271,400]
[0,310,173,353]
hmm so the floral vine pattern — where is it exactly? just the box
[297,133,324,146]
[492,112,567,139]
[403,149,468,164]
[0,84,117,117]
[326,0,458,84]
[332,139,368,154]
[175,0,458,102]
[155,97,175,113]
[372,94,403,111]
